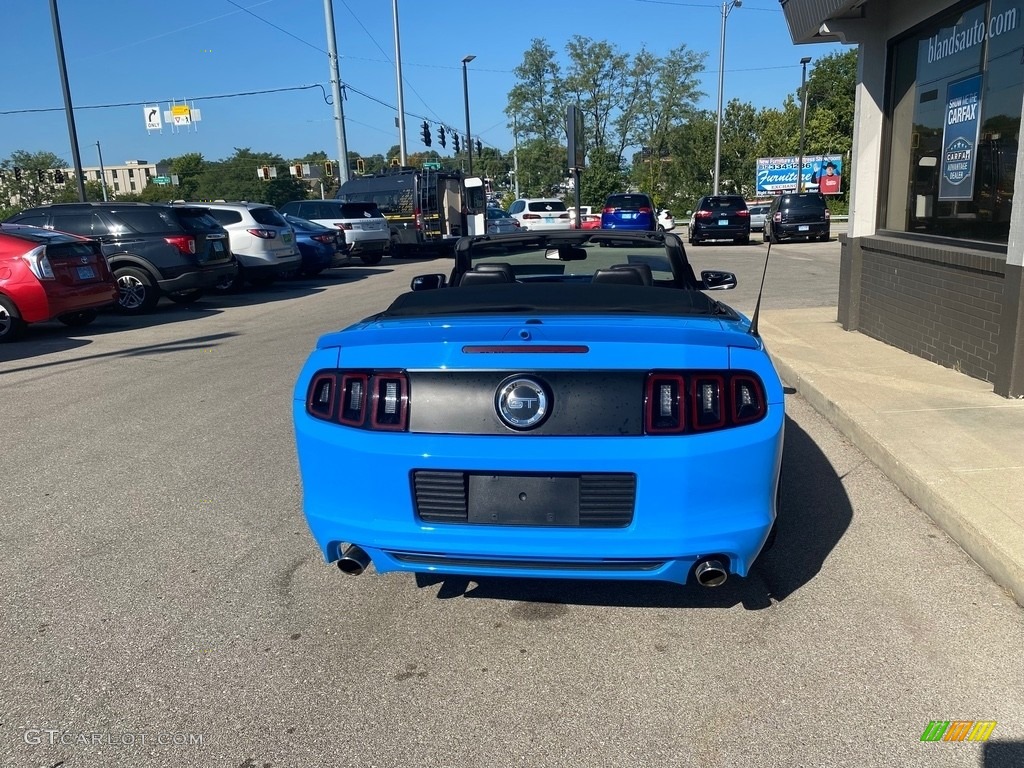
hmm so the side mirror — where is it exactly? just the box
[411,273,447,291]
[701,270,737,290]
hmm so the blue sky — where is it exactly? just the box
[1,0,848,167]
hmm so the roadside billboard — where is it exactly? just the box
[756,154,844,195]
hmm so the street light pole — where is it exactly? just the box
[462,54,476,175]
[392,0,407,166]
[49,0,86,202]
[797,56,812,193]
[713,0,741,196]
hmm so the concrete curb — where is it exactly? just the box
[770,354,1024,607]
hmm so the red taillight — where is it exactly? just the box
[522,213,541,220]
[247,228,277,239]
[736,210,750,217]
[602,206,615,214]
[306,369,409,431]
[414,207,423,230]
[694,210,713,219]
[512,219,521,227]
[645,374,686,434]
[312,233,336,243]
[638,206,652,214]
[334,223,353,230]
[772,212,782,222]
[643,371,766,435]
[370,374,409,431]
[164,235,196,254]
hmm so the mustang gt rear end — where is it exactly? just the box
[293,230,784,588]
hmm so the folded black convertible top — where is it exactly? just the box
[381,282,722,318]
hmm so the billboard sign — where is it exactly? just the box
[756,154,844,195]
[939,73,983,200]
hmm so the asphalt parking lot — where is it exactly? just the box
[2,237,1023,768]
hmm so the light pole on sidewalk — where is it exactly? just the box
[462,54,476,175]
[797,56,812,192]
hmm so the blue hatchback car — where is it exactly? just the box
[293,230,784,589]
[600,192,658,232]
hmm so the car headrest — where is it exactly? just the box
[611,263,653,285]
[591,267,647,286]
[472,262,516,282]
[458,268,514,286]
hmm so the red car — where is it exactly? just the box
[0,224,118,342]
[580,214,603,230]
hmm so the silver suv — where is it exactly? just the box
[181,202,300,289]
[278,200,388,265]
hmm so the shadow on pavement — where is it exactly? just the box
[417,415,851,610]
[0,332,239,375]
[984,741,1024,767]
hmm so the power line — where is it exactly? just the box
[221,0,326,54]
[0,84,331,116]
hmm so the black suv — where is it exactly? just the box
[763,192,830,243]
[688,195,750,245]
[4,203,237,313]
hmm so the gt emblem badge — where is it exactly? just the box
[495,377,549,430]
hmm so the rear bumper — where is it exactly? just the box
[692,223,750,240]
[293,403,784,585]
[157,261,238,293]
[774,222,829,238]
[347,238,388,256]
[3,278,117,323]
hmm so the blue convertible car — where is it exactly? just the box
[293,230,784,588]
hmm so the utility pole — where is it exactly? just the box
[462,55,476,176]
[323,0,350,184]
[713,0,741,196]
[96,141,108,202]
[49,0,86,201]
[392,0,407,166]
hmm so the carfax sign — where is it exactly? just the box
[755,155,843,195]
[939,73,983,200]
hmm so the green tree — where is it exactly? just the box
[0,150,69,211]
[159,152,207,201]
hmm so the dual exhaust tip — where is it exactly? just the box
[694,558,728,587]
[337,544,370,576]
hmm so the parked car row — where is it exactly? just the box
[504,193,674,234]
[687,192,831,246]
[0,198,391,343]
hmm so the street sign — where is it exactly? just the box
[152,176,171,185]
[144,105,162,131]
[172,105,192,126]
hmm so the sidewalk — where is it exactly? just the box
[760,307,1024,606]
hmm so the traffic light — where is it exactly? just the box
[453,134,461,153]
[421,121,431,147]
[356,158,365,174]
[37,169,46,182]
[438,127,446,148]
[475,139,482,157]
[13,167,22,181]
[294,163,303,178]
[54,169,65,183]
[325,162,333,177]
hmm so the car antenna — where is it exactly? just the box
[748,238,772,338]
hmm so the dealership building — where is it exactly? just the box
[783,0,1024,397]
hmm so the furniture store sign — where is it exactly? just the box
[939,73,983,200]
[755,155,843,195]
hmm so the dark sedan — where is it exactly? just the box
[284,214,347,276]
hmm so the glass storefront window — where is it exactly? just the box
[885,0,1023,244]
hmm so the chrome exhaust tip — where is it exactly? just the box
[694,558,728,587]
[336,544,371,576]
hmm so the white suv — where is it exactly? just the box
[182,202,300,289]
[278,200,388,265]
[507,198,572,231]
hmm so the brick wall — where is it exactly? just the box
[856,236,1005,383]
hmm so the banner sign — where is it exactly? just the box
[755,154,844,195]
[939,73,983,200]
